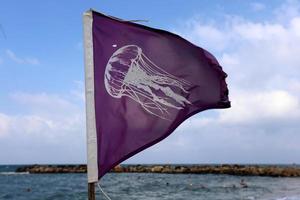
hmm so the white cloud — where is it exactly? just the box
[2,0,300,165]
[288,79,300,93]
[177,1,300,91]
[175,21,231,52]
[70,80,85,101]
[0,84,86,164]
[0,113,10,137]
[10,92,78,116]
[128,113,300,164]
[274,0,300,23]
[219,89,300,124]
[6,49,25,64]
[127,0,300,164]
[3,90,85,137]
[6,49,40,65]
[24,57,40,65]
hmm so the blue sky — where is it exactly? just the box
[0,0,300,164]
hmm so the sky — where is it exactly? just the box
[0,0,300,165]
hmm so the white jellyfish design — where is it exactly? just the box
[104,45,192,120]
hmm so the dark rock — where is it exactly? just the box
[15,164,300,177]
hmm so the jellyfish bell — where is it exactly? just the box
[110,45,141,66]
[104,45,141,98]
[104,44,192,120]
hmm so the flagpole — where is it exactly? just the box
[88,182,95,200]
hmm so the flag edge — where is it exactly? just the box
[98,102,230,179]
[83,10,99,183]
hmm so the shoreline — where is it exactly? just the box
[15,164,300,177]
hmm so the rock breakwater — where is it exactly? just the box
[16,164,300,177]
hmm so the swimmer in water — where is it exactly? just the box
[240,179,248,188]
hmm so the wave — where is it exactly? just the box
[0,172,29,175]
[276,196,300,200]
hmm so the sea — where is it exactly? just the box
[1,165,300,200]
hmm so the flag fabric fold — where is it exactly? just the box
[83,10,230,182]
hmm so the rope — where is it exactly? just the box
[97,182,112,200]
[107,15,149,23]
[127,20,149,23]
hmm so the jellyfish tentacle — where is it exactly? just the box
[130,85,169,113]
[139,54,191,94]
[141,53,192,86]
[104,44,194,120]
[125,85,170,118]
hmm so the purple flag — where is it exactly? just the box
[83,10,230,182]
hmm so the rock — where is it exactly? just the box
[113,165,123,173]
[14,164,300,177]
[151,166,164,173]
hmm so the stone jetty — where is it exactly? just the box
[16,164,300,177]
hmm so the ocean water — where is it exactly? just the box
[1,165,300,200]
